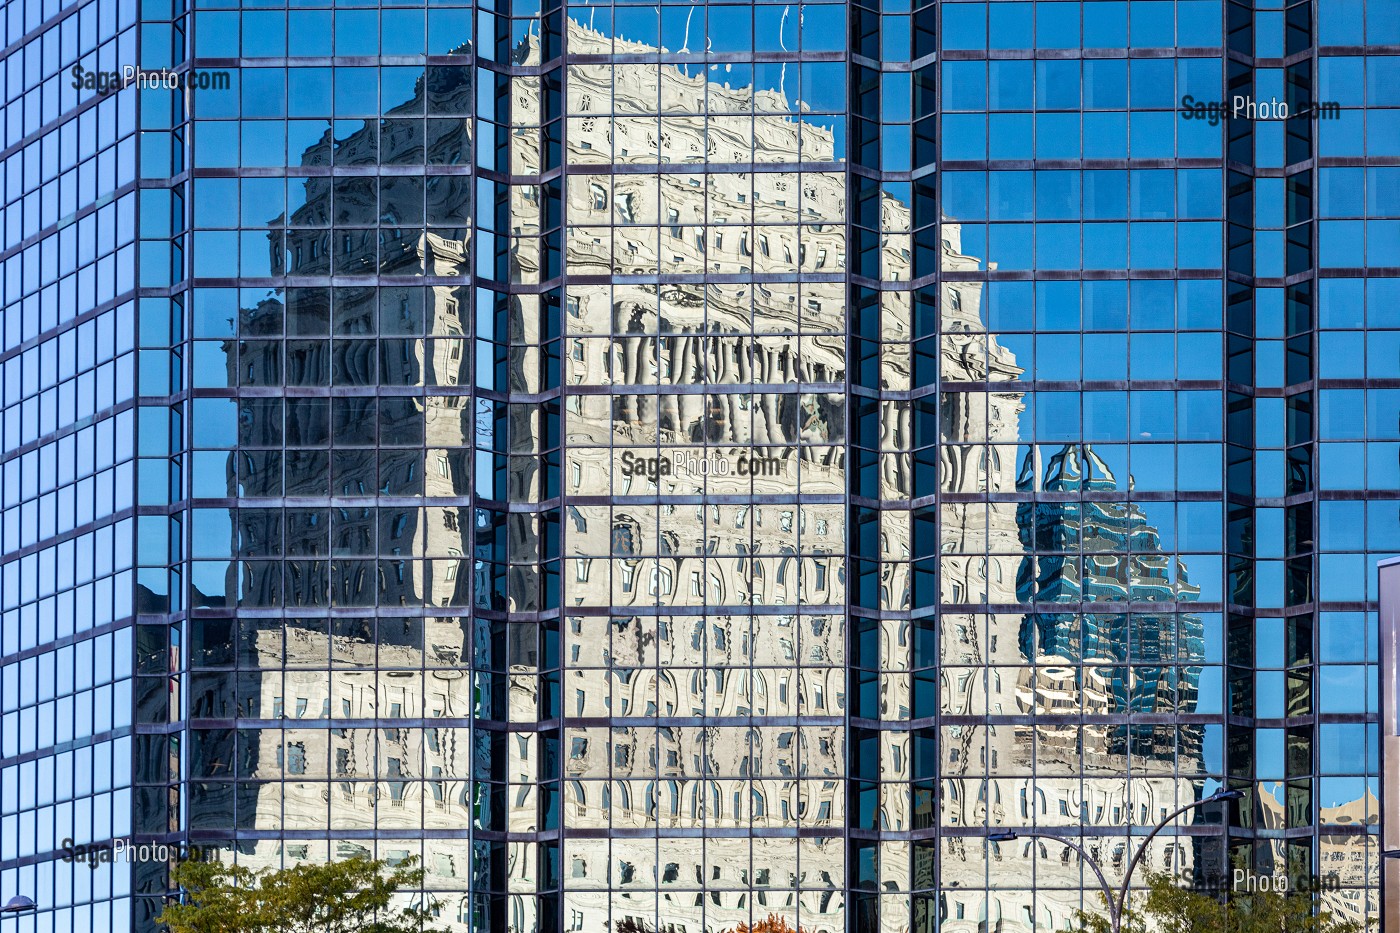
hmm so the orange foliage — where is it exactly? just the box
[726,914,807,933]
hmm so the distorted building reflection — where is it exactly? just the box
[173,15,1381,933]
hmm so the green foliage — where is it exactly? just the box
[1073,873,1369,933]
[158,855,444,933]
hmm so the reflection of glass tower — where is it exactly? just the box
[933,223,1219,932]
[1016,445,1205,745]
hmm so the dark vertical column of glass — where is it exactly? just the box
[471,0,565,925]
[1224,0,1323,886]
[469,6,512,922]
[1279,0,1317,882]
[131,0,189,927]
[845,1,881,927]
[906,10,937,928]
[847,0,936,926]
[906,8,936,932]
[1222,0,1260,880]
[470,7,506,930]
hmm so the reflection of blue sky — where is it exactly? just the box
[1254,669,1285,718]
[1194,665,1222,715]
[567,0,844,54]
[1319,776,1379,812]
[1201,720,1224,772]
[563,1,850,158]
[1321,723,1378,774]
[1256,736,1285,780]
[190,562,229,603]
[189,508,235,602]
[1319,664,1377,715]
[190,509,233,559]
[941,169,1226,270]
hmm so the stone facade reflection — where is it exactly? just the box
[186,55,478,930]
[176,17,1380,933]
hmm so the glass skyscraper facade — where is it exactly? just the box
[0,0,1395,930]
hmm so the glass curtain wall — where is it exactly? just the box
[0,0,141,930]
[0,0,1390,930]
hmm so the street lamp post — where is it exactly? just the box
[988,788,1244,933]
[0,897,35,919]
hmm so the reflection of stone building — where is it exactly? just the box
[201,62,476,610]
[550,18,852,933]
[172,16,1379,933]
[1254,783,1378,928]
[191,617,478,907]
[184,45,478,932]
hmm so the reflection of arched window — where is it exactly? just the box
[611,517,640,555]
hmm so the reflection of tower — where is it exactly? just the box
[1016,444,1205,758]
[1011,445,1215,893]
[935,220,1218,932]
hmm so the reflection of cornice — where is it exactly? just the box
[563,20,837,161]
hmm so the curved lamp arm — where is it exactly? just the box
[988,831,1118,928]
[1113,790,1243,925]
[988,789,1241,933]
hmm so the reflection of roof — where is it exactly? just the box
[1016,445,1202,601]
[1258,781,1379,828]
[1009,441,1206,763]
